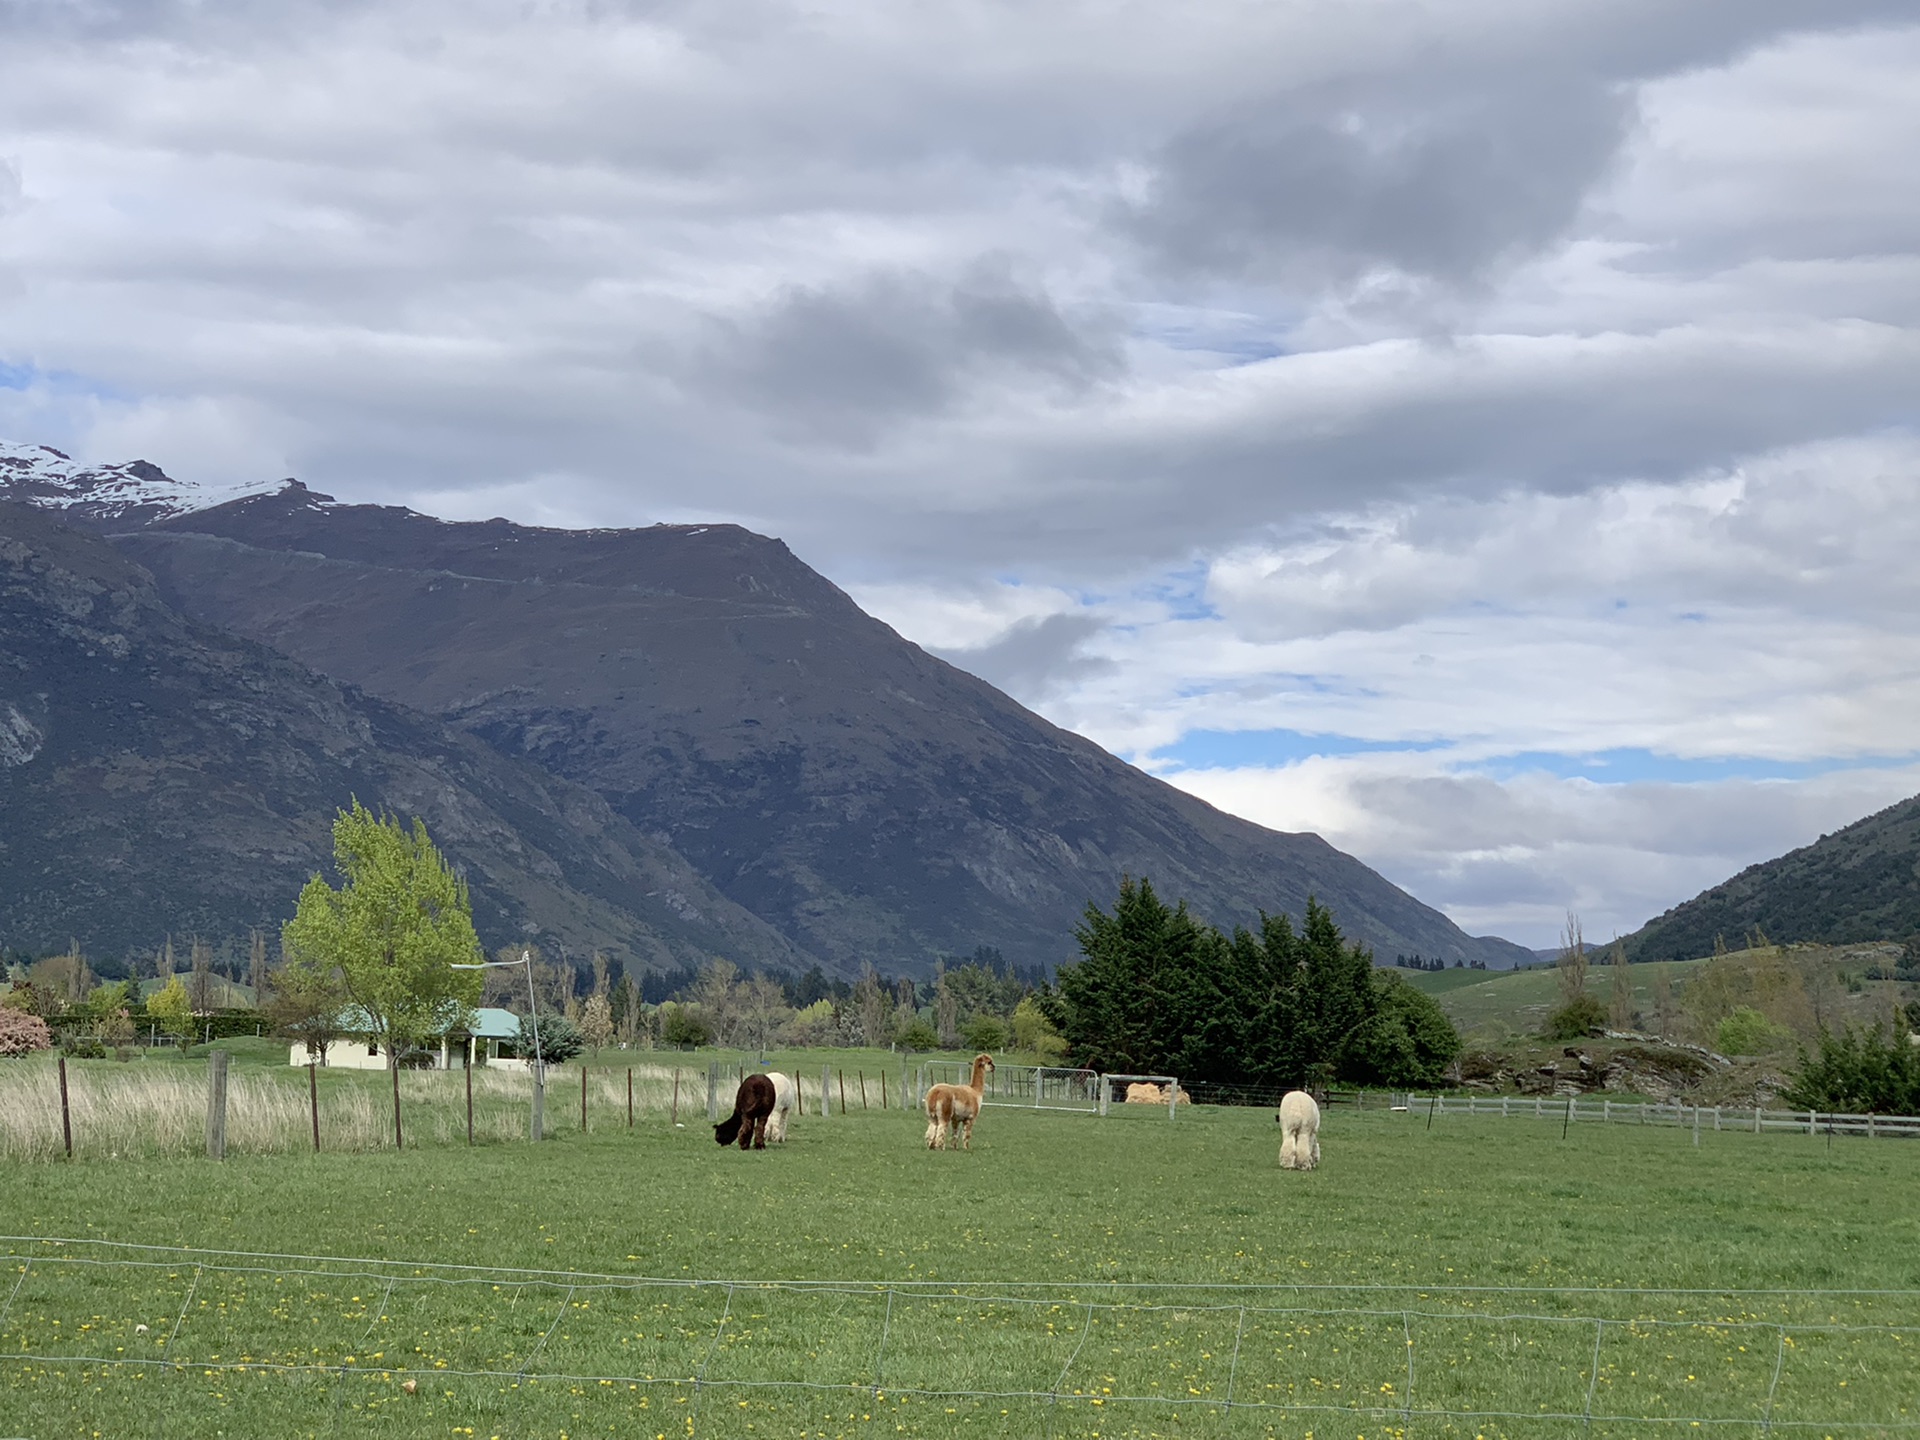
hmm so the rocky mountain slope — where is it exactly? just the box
[0,500,807,974]
[1623,792,1920,962]
[70,470,1535,974]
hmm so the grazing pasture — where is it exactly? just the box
[1,1079,1917,1439]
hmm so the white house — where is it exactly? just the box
[288,1006,531,1070]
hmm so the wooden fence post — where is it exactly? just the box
[206,1050,230,1161]
[822,1065,832,1117]
[581,1066,588,1133]
[627,1069,634,1129]
[671,1069,680,1126]
[707,1063,718,1123]
[838,1070,847,1115]
[858,1071,868,1109]
[390,1060,403,1150]
[465,1060,473,1147]
[880,1069,888,1109]
[57,1056,73,1160]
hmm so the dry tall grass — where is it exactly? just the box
[0,1056,821,1163]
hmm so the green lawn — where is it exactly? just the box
[3,1082,1918,1439]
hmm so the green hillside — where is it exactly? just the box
[1623,791,1920,962]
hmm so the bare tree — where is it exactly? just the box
[579,993,614,1052]
[934,967,959,1049]
[1556,912,1588,1005]
[188,937,215,1013]
[736,974,791,1056]
[248,929,268,1001]
[1607,939,1633,1030]
[690,958,740,1046]
[852,970,888,1046]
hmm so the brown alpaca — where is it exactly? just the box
[714,1073,777,1150]
[924,1053,994,1151]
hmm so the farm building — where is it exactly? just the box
[287,1006,529,1070]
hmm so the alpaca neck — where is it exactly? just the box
[969,1058,990,1092]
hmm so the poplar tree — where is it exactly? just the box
[281,801,483,1068]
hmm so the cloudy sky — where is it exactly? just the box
[4,1,1917,948]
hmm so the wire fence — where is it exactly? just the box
[3,1236,1917,1437]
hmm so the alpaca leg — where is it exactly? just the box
[751,1114,767,1150]
[960,1112,974,1150]
[1308,1133,1319,1170]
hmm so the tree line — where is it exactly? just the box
[1042,877,1462,1092]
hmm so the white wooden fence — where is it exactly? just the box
[1424,1091,1920,1138]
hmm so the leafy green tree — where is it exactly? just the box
[280,801,482,1069]
[659,1002,711,1047]
[961,1013,1008,1051]
[147,976,197,1051]
[895,1016,940,1050]
[1345,974,1463,1087]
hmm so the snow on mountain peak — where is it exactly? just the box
[0,440,289,524]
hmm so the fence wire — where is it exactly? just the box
[3,1237,1918,1436]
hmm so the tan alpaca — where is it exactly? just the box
[925,1053,994,1150]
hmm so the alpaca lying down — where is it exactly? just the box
[1277,1089,1321,1170]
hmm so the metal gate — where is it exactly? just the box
[918,1061,1103,1113]
[917,1063,1181,1117]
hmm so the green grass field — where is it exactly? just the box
[3,1069,1918,1440]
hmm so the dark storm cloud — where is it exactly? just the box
[1125,83,1635,287]
[933,612,1115,702]
[696,266,1121,444]
[1121,0,1916,290]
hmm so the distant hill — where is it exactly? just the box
[1622,793,1920,962]
[0,501,807,976]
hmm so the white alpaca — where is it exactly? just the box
[1277,1090,1321,1170]
[765,1071,797,1142]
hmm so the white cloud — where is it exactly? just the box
[2,1,1917,947]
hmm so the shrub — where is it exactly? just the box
[1783,1025,1920,1115]
[1716,1006,1789,1056]
[0,1008,53,1058]
[1541,992,1607,1041]
[960,1014,1008,1051]
[1345,975,1463,1087]
[658,1004,711,1048]
[895,1017,939,1051]
[513,1013,586,1065]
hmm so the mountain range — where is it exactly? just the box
[2,440,1532,976]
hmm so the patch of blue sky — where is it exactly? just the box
[1139,560,1218,622]
[0,360,35,390]
[1129,302,1293,364]
[1158,727,1448,770]
[1474,748,1920,784]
